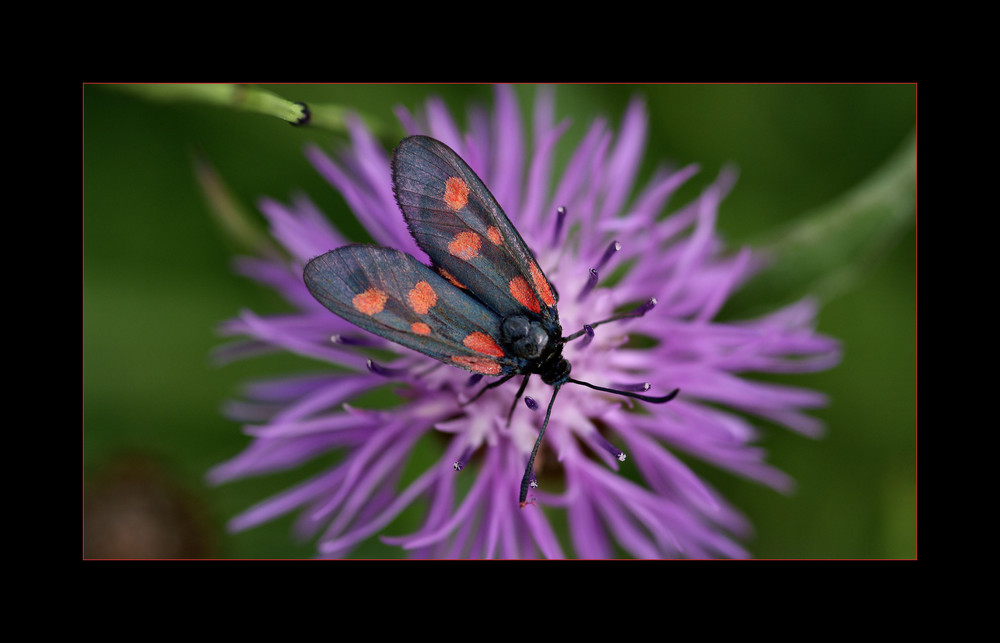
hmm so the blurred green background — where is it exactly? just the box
[83,84,916,559]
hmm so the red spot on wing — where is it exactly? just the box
[463,332,505,357]
[407,280,438,314]
[443,177,470,211]
[451,355,502,375]
[438,268,467,290]
[530,262,556,307]
[411,322,431,335]
[352,288,387,315]
[487,226,502,245]
[448,231,481,260]
[509,276,541,313]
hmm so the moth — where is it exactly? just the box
[304,135,678,506]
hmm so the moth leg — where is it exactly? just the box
[505,375,531,427]
[461,373,515,407]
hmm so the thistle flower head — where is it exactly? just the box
[209,86,840,558]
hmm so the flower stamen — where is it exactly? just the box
[330,333,375,346]
[564,297,658,342]
[551,206,567,246]
[594,433,627,462]
[610,381,652,393]
[596,240,622,271]
[366,359,410,378]
[454,445,475,472]
[577,268,599,302]
[633,297,658,317]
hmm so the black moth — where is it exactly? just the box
[304,135,678,506]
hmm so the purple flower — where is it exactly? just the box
[209,86,840,558]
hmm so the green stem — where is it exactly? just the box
[105,84,385,135]
[728,130,916,313]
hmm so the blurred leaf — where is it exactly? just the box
[193,152,282,259]
[729,130,916,313]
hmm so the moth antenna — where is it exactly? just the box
[566,377,679,404]
[520,385,561,507]
[563,297,658,342]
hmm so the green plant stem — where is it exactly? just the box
[105,84,385,135]
[728,130,916,314]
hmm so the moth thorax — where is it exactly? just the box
[501,315,550,360]
[539,354,571,386]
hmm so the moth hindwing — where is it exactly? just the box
[304,244,520,377]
